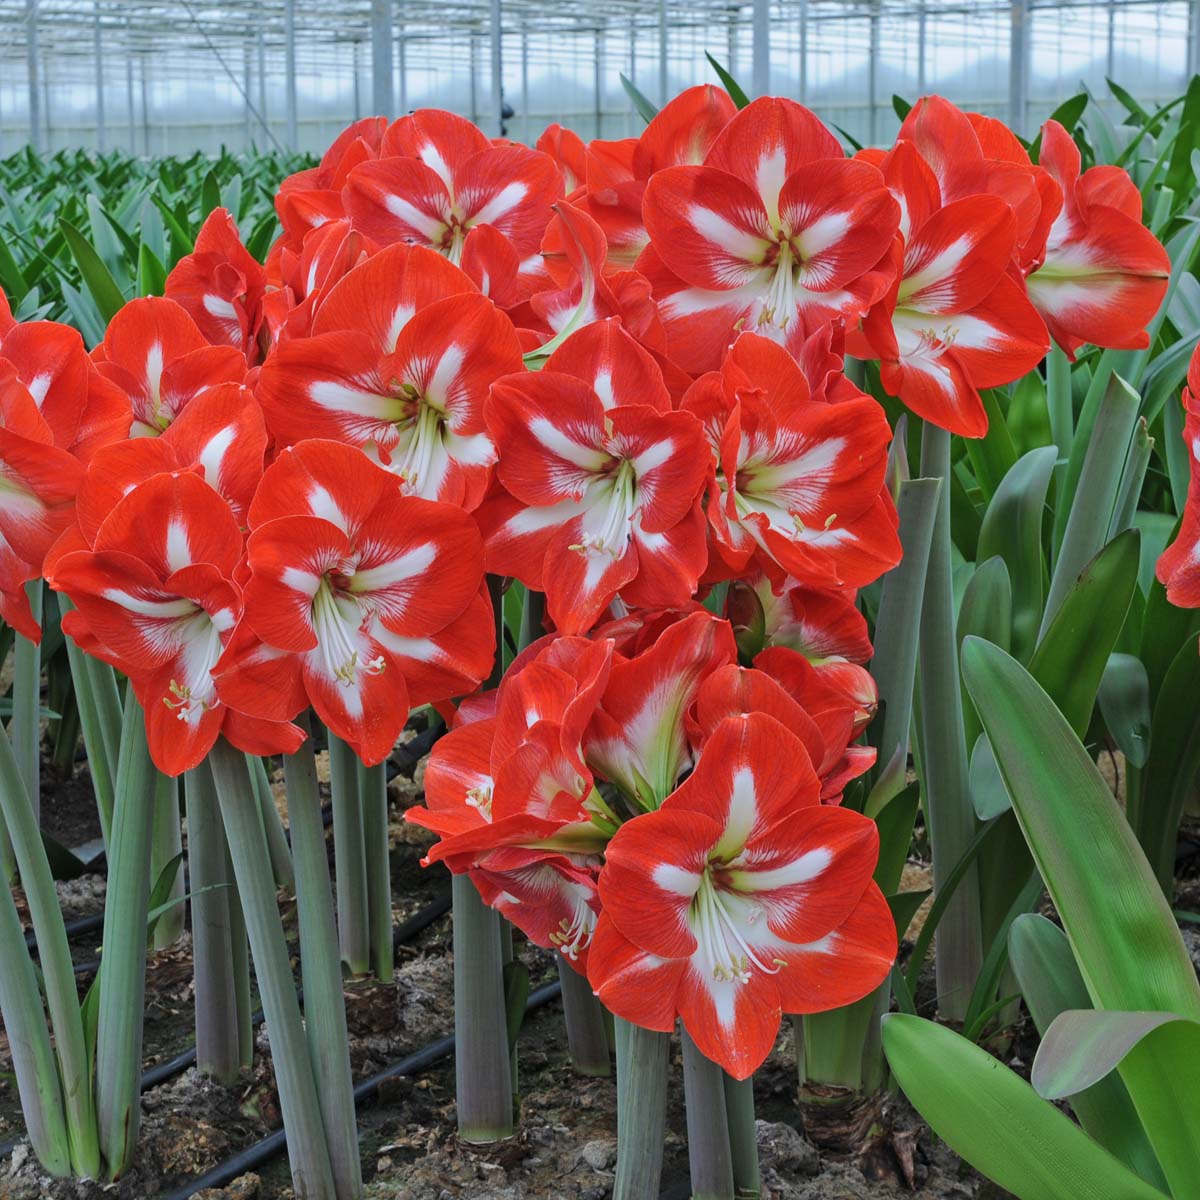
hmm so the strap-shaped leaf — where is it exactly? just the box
[1028,528,1140,736]
[1034,1010,1200,1100]
[976,446,1055,661]
[59,217,126,325]
[1097,653,1151,768]
[881,1014,1170,1200]
[1010,914,1167,1189]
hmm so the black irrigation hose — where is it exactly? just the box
[24,908,105,951]
[164,981,564,1200]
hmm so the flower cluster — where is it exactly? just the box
[0,89,1165,1076]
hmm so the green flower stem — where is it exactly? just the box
[796,991,885,1092]
[60,613,116,850]
[452,872,514,1143]
[11,582,43,823]
[150,772,185,949]
[226,835,255,1071]
[208,736,337,1199]
[722,1073,760,1199]
[286,716,363,1200]
[0,871,71,1175]
[613,1018,670,1200]
[357,757,393,983]
[681,1029,734,1200]
[918,423,982,1022]
[329,732,370,975]
[184,762,245,1083]
[556,958,611,1076]
[0,714,99,1177]
[249,752,295,890]
[94,696,159,1179]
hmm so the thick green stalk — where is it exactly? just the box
[11,582,43,823]
[797,992,884,1092]
[0,874,71,1175]
[681,1030,734,1200]
[209,737,337,1199]
[1046,345,1073,502]
[95,697,158,1179]
[249,752,294,890]
[226,837,255,1071]
[286,718,363,1200]
[328,732,369,975]
[613,1018,670,1200]
[917,423,981,1021]
[557,958,611,1076]
[60,619,116,850]
[0,716,98,1177]
[865,477,942,816]
[150,772,185,949]
[722,1073,760,1199]
[357,757,393,982]
[452,872,514,1142]
[184,763,244,1083]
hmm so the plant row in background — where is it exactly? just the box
[0,70,1199,1200]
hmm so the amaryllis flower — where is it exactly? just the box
[49,471,302,775]
[682,332,900,589]
[1026,120,1170,358]
[0,361,85,640]
[214,439,490,764]
[0,298,131,464]
[478,323,709,634]
[858,147,1048,437]
[257,243,521,510]
[1157,344,1200,608]
[536,125,588,194]
[639,97,899,372]
[408,638,616,969]
[343,109,564,267]
[94,296,246,435]
[165,208,268,364]
[584,611,737,809]
[589,712,895,1078]
[575,85,737,270]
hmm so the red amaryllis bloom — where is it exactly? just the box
[0,300,131,464]
[639,97,899,372]
[682,333,900,589]
[584,611,737,808]
[409,637,616,969]
[589,712,895,1078]
[50,471,302,775]
[257,243,521,510]
[858,143,1048,437]
[0,362,85,640]
[214,439,490,765]
[536,125,588,194]
[94,297,246,436]
[343,109,564,267]
[1026,120,1170,359]
[478,322,709,634]
[70,383,268,534]
[575,85,737,270]
[1157,345,1200,608]
[165,208,268,365]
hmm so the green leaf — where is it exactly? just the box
[144,852,185,946]
[968,735,1009,821]
[1097,653,1151,768]
[887,888,930,940]
[1028,529,1140,737]
[58,218,126,324]
[956,556,1012,749]
[976,447,1055,661]
[1034,1010,1200,1100]
[704,53,750,108]
[873,782,920,896]
[38,831,91,882]
[619,74,660,124]
[201,169,222,220]
[502,958,531,1054]
[892,94,912,121]
[962,637,1200,1200]
[881,1014,1170,1200]
[137,242,167,297]
[1009,914,1167,1189]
